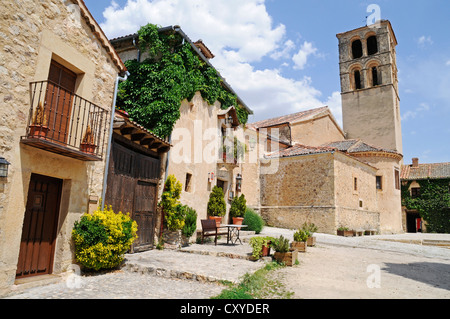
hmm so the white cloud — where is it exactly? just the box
[101,0,336,123]
[292,41,317,70]
[446,60,450,66]
[401,103,431,121]
[417,35,433,47]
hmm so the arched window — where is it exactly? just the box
[352,40,363,59]
[371,67,379,86]
[354,70,362,90]
[367,36,378,55]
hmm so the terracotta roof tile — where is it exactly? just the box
[322,139,401,156]
[401,162,450,180]
[265,143,337,159]
[248,106,329,129]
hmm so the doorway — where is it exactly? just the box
[16,174,62,279]
[406,211,422,233]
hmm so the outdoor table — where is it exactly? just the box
[219,224,248,245]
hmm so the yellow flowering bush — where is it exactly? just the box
[72,206,138,271]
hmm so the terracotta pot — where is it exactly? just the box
[261,244,271,257]
[232,217,244,230]
[208,216,222,228]
[80,143,97,154]
[28,125,49,139]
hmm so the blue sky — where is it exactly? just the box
[84,0,450,165]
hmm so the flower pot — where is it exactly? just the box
[28,125,49,139]
[262,243,271,257]
[232,217,244,230]
[208,216,222,228]
[290,241,307,252]
[307,236,316,247]
[80,143,97,154]
[273,250,298,266]
[337,230,354,237]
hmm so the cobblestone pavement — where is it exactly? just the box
[3,228,450,299]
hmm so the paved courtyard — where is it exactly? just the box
[3,228,450,299]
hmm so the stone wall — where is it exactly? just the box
[0,0,121,293]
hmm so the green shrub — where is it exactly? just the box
[302,222,318,234]
[243,208,264,234]
[207,186,226,217]
[160,175,184,231]
[293,229,310,242]
[229,194,246,218]
[182,205,197,238]
[249,236,275,259]
[271,235,290,253]
[72,206,138,271]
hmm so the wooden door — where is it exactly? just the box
[46,60,77,143]
[16,174,62,278]
[105,140,160,252]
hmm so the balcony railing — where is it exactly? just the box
[21,80,109,161]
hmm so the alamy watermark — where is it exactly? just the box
[366,264,381,289]
[367,4,382,28]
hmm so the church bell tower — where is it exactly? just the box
[337,20,402,154]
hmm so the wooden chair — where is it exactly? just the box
[201,219,227,245]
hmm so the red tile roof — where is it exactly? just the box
[265,143,337,159]
[248,106,329,129]
[401,162,450,180]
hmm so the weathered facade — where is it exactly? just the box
[110,26,254,231]
[0,0,126,294]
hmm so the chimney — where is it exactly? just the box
[412,158,419,168]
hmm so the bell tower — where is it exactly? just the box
[337,20,402,154]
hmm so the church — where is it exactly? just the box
[250,20,404,234]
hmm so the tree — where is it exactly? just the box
[159,175,185,231]
[207,186,226,217]
[229,194,246,218]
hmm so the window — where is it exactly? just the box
[354,177,358,191]
[185,173,192,192]
[411,187,420,198]
[376,176,382,190]
[394,169,400,190]
[352,39,363,59]
[372,67,379,86]
[354,70,362,90]
[367,36,378,55]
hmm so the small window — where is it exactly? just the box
[359,199,363,208]
[185,173,192,192]
[376,176,382,190]
[354,70,362,90]
[411,187,420,198]
[367,36,378,55]
[354,177,358,191]
[352,40,363,59]
[394,169,400,190]
[372,67,379,86]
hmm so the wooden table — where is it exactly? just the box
[220,224,248,245]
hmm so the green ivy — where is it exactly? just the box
[401,179,450,233]
[117,23,249,138]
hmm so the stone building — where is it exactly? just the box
[0,1,127,294]
[249,20,404,235]
[401,158,450,233]
[110,26,254,230]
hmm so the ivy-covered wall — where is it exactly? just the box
[401,179,450,233]
[116,23,249,138]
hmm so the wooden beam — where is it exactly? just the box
[140,138,155,146]
[131,132,146,141]
[120,126,136,136]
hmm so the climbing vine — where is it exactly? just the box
[117,23,249,138]
[401,179,450,233]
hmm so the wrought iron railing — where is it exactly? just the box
[24,80,109,159]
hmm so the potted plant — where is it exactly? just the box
[80,124,96,154]
[337,226,354,237]
[302,222,318,247]
[207,185,226,227]
[28,101,49,138]
[291,229,309,252]
[229,194,246,228]
[249,236,274,260]
[272,235,298,266]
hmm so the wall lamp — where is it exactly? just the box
[0,157,11,178]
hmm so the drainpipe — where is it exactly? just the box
[100,71,130,210]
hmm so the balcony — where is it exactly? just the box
[20,81,109,161]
